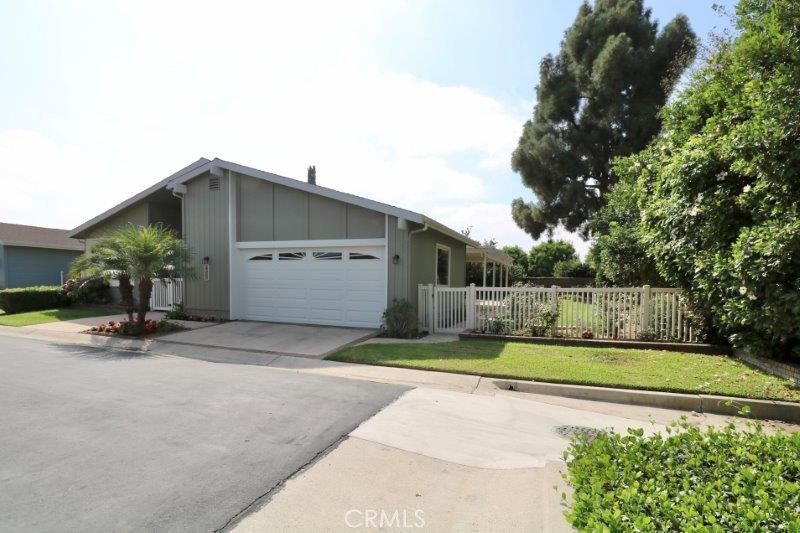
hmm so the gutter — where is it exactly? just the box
[408,223,429,238]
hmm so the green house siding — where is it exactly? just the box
[236,175,385,241]
[0,245,5,288]
[387,216,411,305]
[408,227,467,307]
[1,246,82,288]
[182,171,230,318]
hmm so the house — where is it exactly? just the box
[0,223,85,289]
[69,158,512,328]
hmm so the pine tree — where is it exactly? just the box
[511,0,696,238]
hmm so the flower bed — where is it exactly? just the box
[459,331,728,355]
[88,318,186,337]
[164,304,224,323]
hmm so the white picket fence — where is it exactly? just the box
[417,284,699,342]
[149,278,183,311]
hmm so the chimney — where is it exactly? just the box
[307,165,316,185]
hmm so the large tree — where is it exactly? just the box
[511,0,696,238]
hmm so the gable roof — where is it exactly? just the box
[0,222,85,251]
[69,158,479,247]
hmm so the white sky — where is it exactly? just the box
[2,1,728,258]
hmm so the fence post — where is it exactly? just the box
[466,283,476,330]
[550,285,559,313]
[417,284,424,326]
[428,283,436,332]
[641,285,651,333]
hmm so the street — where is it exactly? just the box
[0,336,406,531]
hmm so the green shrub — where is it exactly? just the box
[564,418,800,531]
[615,0,800,357]
[0,285,69,314]
[381,299,418,338]
[164,302,187,320]
[552,259,596,279]
[481,316,510,335]
[63,277,110,304]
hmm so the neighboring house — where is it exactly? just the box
[0,223,85,289]
[69,158,511,327]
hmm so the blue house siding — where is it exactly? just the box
[0,245,5,288]
[1,246,82,288]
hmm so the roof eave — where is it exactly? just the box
[0,240,85,252]
[168,158,427,225]
[422,217,480,247]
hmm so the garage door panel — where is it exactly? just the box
[237,245,386,327]
[308,289,346,301]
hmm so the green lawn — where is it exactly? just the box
[327,340,800,402]
[0,307,113,327]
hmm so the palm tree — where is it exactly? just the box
[70,224,190,333]
[111,224,190,332]
[69,237,136,321]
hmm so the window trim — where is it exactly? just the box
[435,244,451,286]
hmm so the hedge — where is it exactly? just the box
[563,417,800,531]
[0,286,70,314]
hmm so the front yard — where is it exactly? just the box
[0,307,113,327]
[328,340,800,402]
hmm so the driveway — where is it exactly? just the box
[158,321,376,357]
[0,335,405,532]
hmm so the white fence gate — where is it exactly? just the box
[149,279,183,311]
[418,284,699,342]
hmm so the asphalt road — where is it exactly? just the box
[0,336,406,532]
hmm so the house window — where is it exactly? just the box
[278,252,306,260]
[313,251,342,260]
[436,244,450,285]
[349,252,379,260]
[249,254,272,261]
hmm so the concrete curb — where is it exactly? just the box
[459,332,729,355]
[492,378,800,424]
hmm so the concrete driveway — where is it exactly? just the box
[0,335,405,532]
[158,321,377,357]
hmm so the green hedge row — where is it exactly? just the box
[564,418,800,530]
[0,286,70,314]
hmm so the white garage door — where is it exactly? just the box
[235,246,386,328]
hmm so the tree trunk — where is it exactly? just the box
[136,277,153,335]
[118,274,135,322]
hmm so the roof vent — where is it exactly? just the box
[307,165,316,185]
[209,176,220,191]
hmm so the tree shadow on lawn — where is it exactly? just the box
[50,342,158,361]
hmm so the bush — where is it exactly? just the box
[563,417,800,531]
[615,0,800,358]
[0,285,69,314]
[381,299,418,338]
[480,297,558,336]
[552,259,596,279]
[482,316,510,335]
[587,175,665,286]
[63,277,110,304]
[164,303,187,320]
